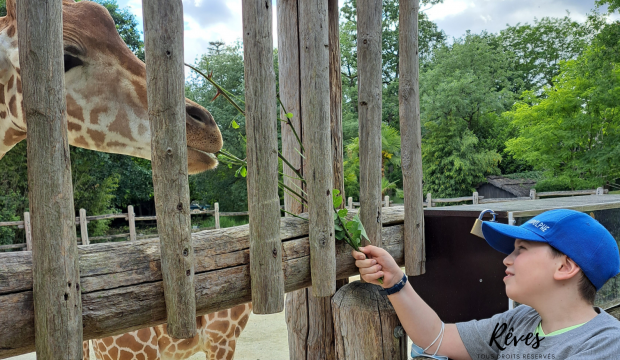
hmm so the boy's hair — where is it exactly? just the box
[549,245,597,304]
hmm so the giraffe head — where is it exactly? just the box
[0,0,223,174]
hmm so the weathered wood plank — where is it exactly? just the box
[299,0,336,297]
[16,0,83,358]
[357,0,383,247]
[143,0,196,338]
[242,0,284,314]
[0,210,405,359]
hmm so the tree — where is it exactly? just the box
[505,22,620,191]
[597,0,620,13]
[499,14,605,91]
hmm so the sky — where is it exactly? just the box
[116,0,617,66]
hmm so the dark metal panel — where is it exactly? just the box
[477,183,516,199]
[409,215,509,323]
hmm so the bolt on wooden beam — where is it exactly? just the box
[142,0,196,338]
[16,0,83,357]
[242,0,285,313]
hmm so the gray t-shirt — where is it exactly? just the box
[456,305,620,360]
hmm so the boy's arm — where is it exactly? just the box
[354,246,471,360]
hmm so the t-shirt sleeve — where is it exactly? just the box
[455,306,530,359]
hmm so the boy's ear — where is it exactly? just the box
[553,256,582,282]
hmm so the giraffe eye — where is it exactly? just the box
[64,54,83,73]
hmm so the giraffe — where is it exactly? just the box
[0,1,254,359]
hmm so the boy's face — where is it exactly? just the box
[502,239,562,304]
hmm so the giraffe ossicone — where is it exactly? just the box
[0,0,223,174]
[1,1,254,359]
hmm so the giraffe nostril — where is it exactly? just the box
[186,105,216,127]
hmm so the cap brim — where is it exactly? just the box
[481,222,547,254]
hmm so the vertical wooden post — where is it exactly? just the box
[427,193,433,207]
[24,212,32,252]
[242,0,284,314]
[348,197,353,209]
[214,203,220,229]
[79,209,89,245]
[384,195,390,207]
[299,0,336,298]
[16,0,83,357]
[530,189,537,200]
[128,205,136,242]
[330,0,344,204]
[400,0,425,276]
[597,187,604,195]
[473,192,479,205]
[142,0,195,338]
[357,0,383,248]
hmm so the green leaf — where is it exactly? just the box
[333,189,340,196]
[333,195,343,209]
[286,112,294,119]
[240,166,247,177]
[338,208,348,218]
[228,163,232,168]
[334,223,343,231]
[231,120,239,129]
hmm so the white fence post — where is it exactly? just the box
[384,195,390,207]
[128,205,136,242]
[214,203,220,229]
[348,197,353,209]
[24,212,32,251]
[472,192,479,205]
[426,193,432,208]
[596,187,604,195]
[79,209,89,245]
[530,189,537,200]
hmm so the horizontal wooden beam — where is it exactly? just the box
[0,207,406,359]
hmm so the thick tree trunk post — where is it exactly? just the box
[357,0,383,247]
[16,0,83,357]
[79,209,89,245]
[399,0,425,276]
[242,0,284,314]
[299,0,336,298]
[142,0,196,338]
[214,203,220,229]
[128,205,136,242]
[24,212,32,252]
[332,282,408,359]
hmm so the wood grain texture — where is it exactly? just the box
[142,0,196,339]
[332,282,407,359]
[399,0,425,276]
[278,0,304,216]
[128,205,136,241]
[299,0,336,297]
[0,208,406,359]
[24,212,32,251]
[80,209,89,245]
[242,0,284,314]
[16,0,83,358]
[330,0,344,205]
[357,0,383,248]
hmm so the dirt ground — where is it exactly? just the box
[10,276,412,360]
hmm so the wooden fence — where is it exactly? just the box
[0,187,608,252]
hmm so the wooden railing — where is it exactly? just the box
[0,187,609,251]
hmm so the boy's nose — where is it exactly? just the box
[503,253,514,267]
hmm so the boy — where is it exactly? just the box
[352,209,620,359]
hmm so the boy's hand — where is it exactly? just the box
[351,245,404,288]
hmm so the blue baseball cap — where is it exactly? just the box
[481,209,620,290]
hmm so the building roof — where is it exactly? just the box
[482,175,537,197]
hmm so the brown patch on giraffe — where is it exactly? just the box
[68,121,82,132]
[207,320,230,334]
[66,94,85,122]
[89,104,107,125]
[131,78,148,110]
[102,337,114,347]
[108,346,119,360]
[218,338,227,346]
[230,305,245,321]
[117,333,146,352]
[238,313,250,329]
[138,123,148,136]
[158,334,171,349]
[217,309,229,318]
[144,345,158,359]
[8,95,17,117]
[108,108,136,141]
[235,326,241,337]
[136,328,151,343]
[0,84,5,104]
[119,349,133,360]
[208,313,215,321]
[15,67,20,75]
[178,335,200,351]
[106,140,125,148]
[226,346,235,360]
[136,353,146,360]
[87,128,106,147]
[16,77,21,93]
[216,347,226,359]
[3,127,25,147]
[6,24,15,38]
[96,341,106,354]
[73,136,89,148]
[0,111,6,119]
[6,76,13,91]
